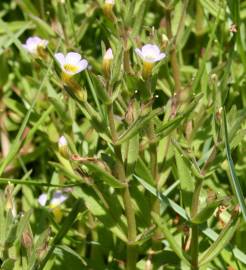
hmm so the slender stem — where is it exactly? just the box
[39,0,45,20]
[107,102,137,270]
[190,224,199,270]
[145,78,161,248]
[195,1,204,35]
[165,7,182,95]
[66,0,78,47]
[147,119,162,249]
[123,29,131,73]
[190,180,202,270]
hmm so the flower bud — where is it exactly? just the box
[211,73,218,83]
[22,230,33,249]
[5,183,16,217]
[125,100,135,124]
[161,34,169,49]
[215,107,223,122]
[58,136,69,159]
[63,76,88,102]
[103,48,113,79]
[103,0,115,20]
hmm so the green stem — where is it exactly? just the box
[145,78,161,248]
[123,29,131,73]
[165,6,181,95]
[39,0,45,20]
[66,0,78,47]
[107,103,137,270]
[195,1,204,35]
[190,180,202,270]
[190,224,199,270]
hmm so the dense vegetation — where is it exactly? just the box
[0,0,246,269]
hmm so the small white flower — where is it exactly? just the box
[58,136,67,147]
[58,135,70,158]
[135,44,166,63]
[38,193,48,206]
[103,48,113,78]
[105,0,114,4]
[23,36,48,55]
[55,52,88,76]
[50,191,68,207]
[38,191,68,207]
[103,48,113,60]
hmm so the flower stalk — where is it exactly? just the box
[165,7,181,95]
[190,180,203,270]
[145,78,161,249]
[135,44,166,248]
[107,84,137,270]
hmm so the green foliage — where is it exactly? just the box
[0,0,246,269]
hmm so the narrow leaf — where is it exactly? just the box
[191,198,229,224]
[223,108,246,221]
[152,212,190,266]
[83,162,125,188]
[116,108,163,145]
[199,215,240,266]
[38,199,83,270]
[175,148,194,213]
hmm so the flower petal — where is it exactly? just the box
[75,59,88,73]
[142,44,160,56]
[65,52,82,65]
[58,136,67,147]
[50,191,68,206]
[55,53,65,66]
[156,52,166,62]
[135,48,144,60]
[38,193,48,206]
[26,36,41,46]
[104,48,113,60]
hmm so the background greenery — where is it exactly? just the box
[0,0,246,269]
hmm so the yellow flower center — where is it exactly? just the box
[63,64,79,73]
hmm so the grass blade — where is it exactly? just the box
[223,108,246,221]
[38,199,83,270]
[199,215,240,266]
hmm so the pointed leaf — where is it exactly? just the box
[199,215,240,266]
[191,198,229,224]
[116,108,163,145]
[175,149,194,213]
[90,74,111,104]
[152,213,190,266]
[223,108,246,221]
[83,162,125,188]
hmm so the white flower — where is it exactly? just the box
[38,193,48,206]
[50,191,68,207]
[135,44,166,63]
[103,48,113,78]
[54,52,88,76]
[58,135,69,158]
[105,0,114,4]
[103,48,113,60]
[38,191,68,207]
[23,36,48,55]
[58,136,67,147]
